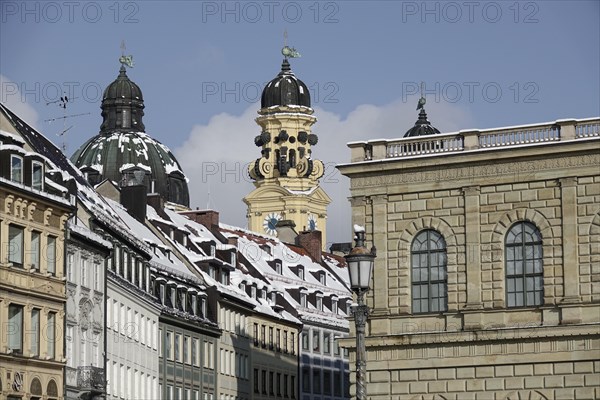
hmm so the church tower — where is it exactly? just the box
[244,47,331,243]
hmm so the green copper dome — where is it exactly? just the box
[71,64,190,208]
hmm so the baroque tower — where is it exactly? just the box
[244,48,331,243]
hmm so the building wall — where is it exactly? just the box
[339,120,600,399]
[65,235,108,399]
[218,303,252,400]
[0,185,71,399]
[106,276,160,400]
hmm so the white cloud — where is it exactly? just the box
[175,98,475,246]
[0,74,40,129]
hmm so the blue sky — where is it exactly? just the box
[2,0,599,245]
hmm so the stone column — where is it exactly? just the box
[560,177,580,303]
[371,195,389,314]
[463,186,483,309]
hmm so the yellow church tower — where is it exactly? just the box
[244,46,331,243]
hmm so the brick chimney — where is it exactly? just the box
[296,230,322,262]
[180,209,220,229]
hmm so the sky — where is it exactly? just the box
[1,0,599,247]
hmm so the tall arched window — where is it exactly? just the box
[411,230,447,313]
[506,221,543,307]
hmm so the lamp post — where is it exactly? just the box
[345,226,376,400]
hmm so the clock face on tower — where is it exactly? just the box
[263,212,282,235]
[308,214,317,231]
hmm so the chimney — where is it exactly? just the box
[296,230,322,262]
[120,185,147,223]
[180,210,220,229]
[228,236,239,247]
[275,220,298,244]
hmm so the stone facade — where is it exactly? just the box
[338,118,600,399]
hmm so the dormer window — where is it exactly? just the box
[260,244,271,256]
[169,286,176,308]
[200,297,207,318]
[275,261,282,274]
[316,294,323,311]
[210,245,216,257]
[180,290,186,312]
[159,283,166,305]
[231,252,236,266]
[271,292,277,304]
[11,155,23,183]
[251,286,257,299]
[331,298,338,314]
[300,291,307,308]
[221,271,229,285]
[208,266,216,279]
[32,161,44,190]
[261,289,267,300]
[239,282,246,292]
[297,266,304,280]
[319,272,326,285]
[190,295,197,315]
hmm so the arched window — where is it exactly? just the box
[47,379,59,399]
[411,230,447,313]
[30,377,42,400]
[506,221,543,307]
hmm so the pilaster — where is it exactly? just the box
[559,177,580,304]
[463,186,483,311]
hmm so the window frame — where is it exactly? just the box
[411,229,448,314]
[505,221,543,308]
[11,154,23,183]
[31,160,44,191]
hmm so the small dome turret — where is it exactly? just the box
[261,58,311,109]
[404,95,441,137]
[100,65,145,134]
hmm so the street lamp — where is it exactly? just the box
[345,225,376,400]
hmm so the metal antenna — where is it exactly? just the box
[45,95,90,153]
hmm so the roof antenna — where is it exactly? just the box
[45,95,90,153]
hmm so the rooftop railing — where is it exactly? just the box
[348,118,600,162]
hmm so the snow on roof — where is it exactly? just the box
[68,219,113,249]
[0,176,72,207]
[0,128,26,144]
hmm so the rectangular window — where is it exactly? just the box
[302,368,310,393]
[192,338,199,366]
[291,332,295,355]
[312,369,321,394]
[312,330,320,352]
[8,304,23,353]
[66,326,73,367]
[291,375,296,399]
[67,253,74,281]
[46,236,56,275]
[262,370,267,394]
[316,296,323,311]
[334,335,340,356]
[175,333,182,361]
[184,335,190,364]
[30,308,40,356]
[302,331,309,351]
[300,293,307,308]
[253,323,258,346]
[254,369,259,393]
[166,331,173,360]
[323,370,331,395]
[8,225,24,267]
[261,325,266,348]
[276,328,281,351]
[47,311,56,359]
[283,330,288,353]
[277,372,282,396]
[94,261,100,291]
[81,258,87,286]
[323,332,331,355]
[11,155,23,183]
[334,372,342,396]
[284,374,289,398]
[269,371,275,395]
[158,329,163,357]
[269,326,274,350]
[32,161,44,190]
[29,231,41,270]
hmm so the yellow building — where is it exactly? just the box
[244,53,330,244]
[338,110,600,399]
[1,104,74,399]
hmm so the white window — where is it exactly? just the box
[231,252,236,266]
[47,312,56,359]
[275,261,282,274]
[30,231,41,270]
[66,326,73,367]
[81,258,88,286]
[46,236,57,275]
[300,292,307,308]
[332,298,338,314]
[297,267,304,280]
[8,225,24,267]
[8,304,23,353]
[192,337,199,366]
[175,333,182,361]
[32,161,44,190]
[184,335,190,364]
[316,295,323,311]
[67,253,74,281]
[11,155,23,183]
[94,261,100,291]
[159,328,163,357]
[30,308,40,356]
[319,272,326,285]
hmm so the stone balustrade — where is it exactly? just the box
[348,117,600,162]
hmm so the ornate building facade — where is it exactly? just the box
[1,104,73,400]
[338,113,600,399]
[244,53,331,244]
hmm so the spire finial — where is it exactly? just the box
[417,81,426,111]
[284,29,288,48]
[119,40,134,69]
